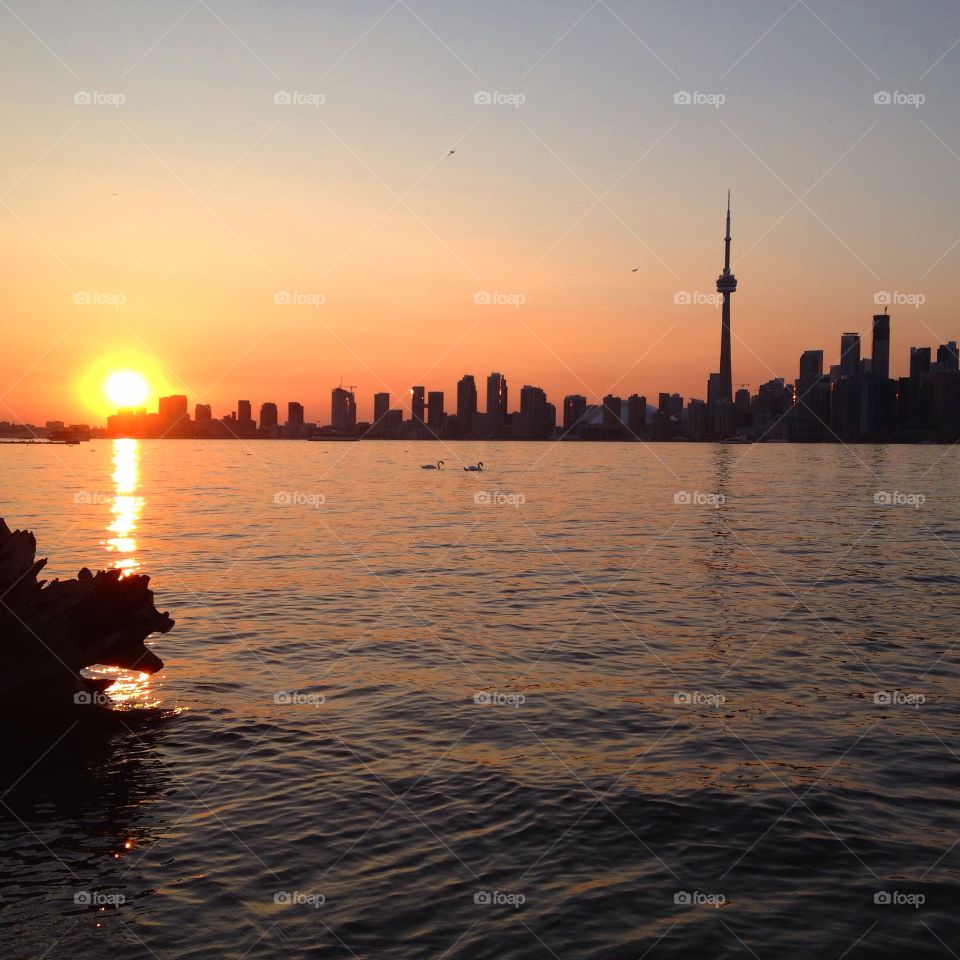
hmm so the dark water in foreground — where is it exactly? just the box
[1,439,959,959]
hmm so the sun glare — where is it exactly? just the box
[105,370,149,410]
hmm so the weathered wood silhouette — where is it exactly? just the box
[0,519,172,705]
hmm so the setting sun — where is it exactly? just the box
[105,371,149,410]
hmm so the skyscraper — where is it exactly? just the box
[456,375,477,434]
[563,394,587,433]
[374,392,390,424]
[260,402,278,431]
[799,350,824,380]
[716,191,737,402]
[331,387,356,431]
[840,333,861,378]
[627,394,646,434]
[872,312,890,380]
[410,386,425,424]
[427,391,444,428]
[287,402,304,428]
[486,372,507,426]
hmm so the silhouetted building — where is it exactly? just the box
[260,402,278,433]
[627,394,646,434]
[840,333,861,379]
[517,385,552,439]
[195,404,212,422]
[602,395,623,435]
[563,395,587,435]
[331,387,356,432]
[799,350,823,380]
[872,313,890,380]
[456,376,477,435]
[427,391,444,429]
[716,192,737,401]
[410,386,425,424]
[373,393,390,425]
[936,341,959,372]
[487,372,508,430]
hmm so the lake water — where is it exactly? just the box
[1,439,959,959]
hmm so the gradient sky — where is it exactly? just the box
[3,0,960,424]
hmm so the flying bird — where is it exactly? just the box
[447,150,455,156]
[631,268,638,272]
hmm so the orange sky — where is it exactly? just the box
[2,1,959,424]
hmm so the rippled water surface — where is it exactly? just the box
[2,439,960,959]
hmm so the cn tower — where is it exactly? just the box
[716,191,737,402]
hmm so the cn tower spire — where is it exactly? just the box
[716,190,737,403]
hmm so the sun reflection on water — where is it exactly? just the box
[106,438,142,575]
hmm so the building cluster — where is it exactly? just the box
[11,197,959,445]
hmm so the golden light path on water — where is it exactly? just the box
[107,437,142,574]
[90,438,160,707]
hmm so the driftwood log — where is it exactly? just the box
[0,519,172,706]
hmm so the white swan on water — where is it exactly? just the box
[421,460,444,470]
[464,462,484,472]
